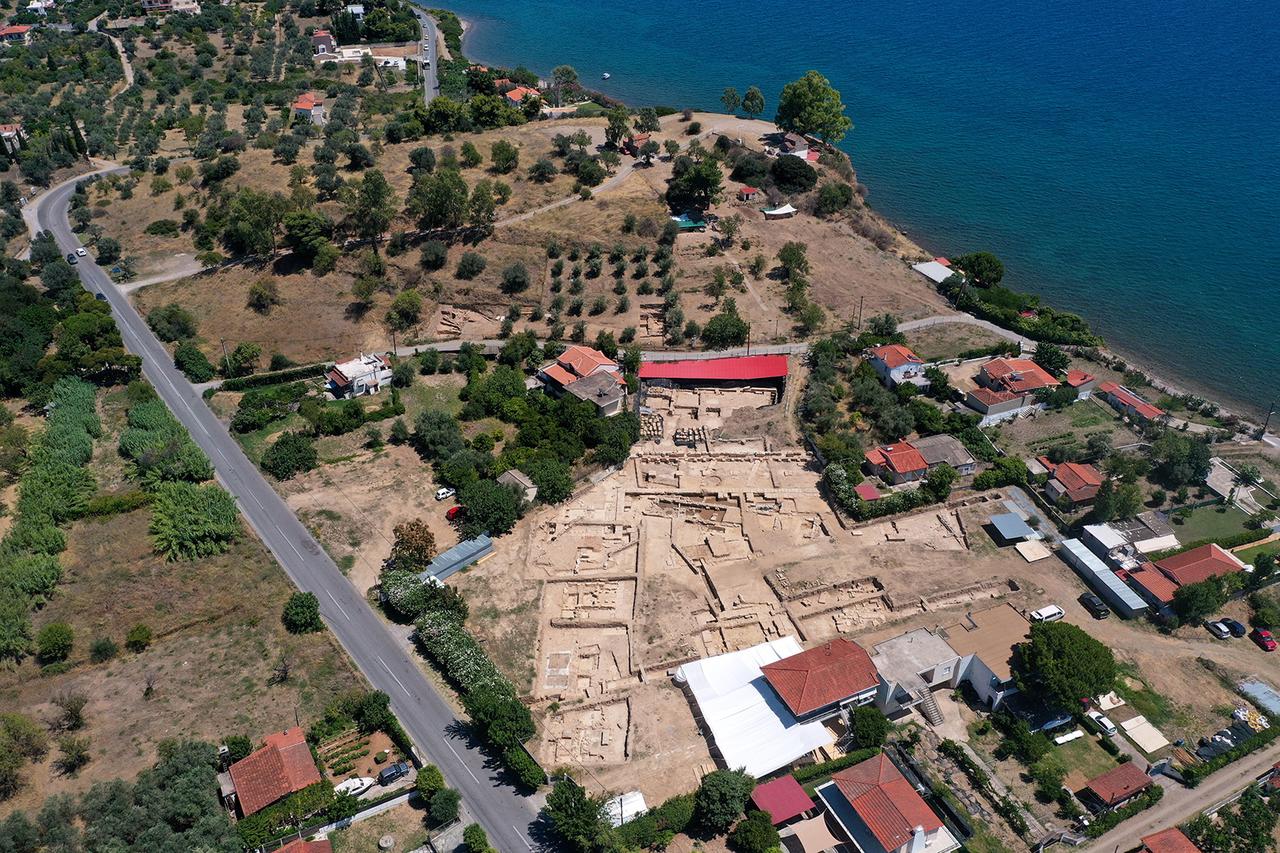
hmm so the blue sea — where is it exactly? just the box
[431,0,1280,417]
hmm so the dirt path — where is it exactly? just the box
[117,254,205,292]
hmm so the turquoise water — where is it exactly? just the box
[431,0,1280,416]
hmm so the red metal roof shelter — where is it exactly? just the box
[750,775,813,825]
[638,355,788,382]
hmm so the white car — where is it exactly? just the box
[435,487,455,501]
[75,247,87,257]
[1086,710,1118,736]
[1029,604,1066,623]
[334,777,375,797]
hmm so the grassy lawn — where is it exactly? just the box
[1235,541,1280,566]
[1055,735,1119,782]
[987,398,1135,459]
[1171,503,1253,544]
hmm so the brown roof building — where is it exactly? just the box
[816,754,959,853]
[1084,762,1152,809]
[1155,543,1246,587]
[227,727,322,817]
[761,638,879,719]
[1141,828,1200,853]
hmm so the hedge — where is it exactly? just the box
[1148,527,1272,562]
[84,490,151,517]
[793,748,882,784]
[236,781,335,846]
[219,362,330,391]
[1083,785,1163,837]
[1181,723,1280,787]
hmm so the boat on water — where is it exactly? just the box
[601,72,611,80]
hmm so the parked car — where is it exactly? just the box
[446,505,464,522]
[75,247,87,257]
[435,487,455,501]
[1221,618,1247,638]
[1250,628,1277,651]
[1086,710,1118,737]
[1206,621,1232,640]
[334,777,375,797]
[1079,593,1110,620]
[1030,604,1065,623]
[66,253,77,264]
[377,762,410,786]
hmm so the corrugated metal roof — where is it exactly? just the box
[420,534,494,582]
[638,355,788,382]
[989,513,1035,541]
[1061,538,1148,614]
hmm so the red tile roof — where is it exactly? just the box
[1127,564,1180,604]
[1050,461,1104,503]
[1155,543,1245,587]
[866,344,923,370]
[1066,369,1096,387]
[293,92,322,110]
[739,185,759,195]
[1098,382,1166,421]
[504,85,540,103]
[751,775,813,825]
[1141,827,1200,853]
[228,727,321,817]
[0,24,33,36]
[1085,762,1152,807]
[830,754,942,851]
[854,482,881,501]
[637,355,788,382]
[278,841,334,853]
[968,387,1020,408]
[865,441,928,476]
[762,639,879,717]
[982,357,1060,393]
[541,363,578,388]
[558,345,617,378]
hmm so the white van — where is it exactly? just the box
[1029,604,1066,623]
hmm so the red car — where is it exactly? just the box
[446,505,465,522]
[1250,628,1277,652]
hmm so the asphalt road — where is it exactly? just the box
[412,7,439,106]
[33,176,541,851]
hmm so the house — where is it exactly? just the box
[911,434,977,476]
[1082,512,1179,566]
[504,85,540,107]
[540,345,622,388]
[674,637,835,778]
[864,344,926,388]
[815,754,960,853]
[1097,382,1167,424]
[1125,562,1181,618]
[864,441,928,484]
[170,0,201,13]
[622,133,650,156]
[750,775,813,826]
[1060,539,1149,619]
[0,24,34,45]
[1066,369,1098,399]
[1043,459,1104,505]
[140,0,172,12]
[1140,827,1200,853]
[344,3,364,20]
[0,124,26,156]
[965,357,1060,424]
[1154,543,1246,587]
[737,185,759,201]
[292,92,327,125]
[760,638,880,722]
[1082,762,1152,811]
[911,258,956,285]
[565,371,628,417]
[26,0,55,16]
[311,29,336,55]
[278,840,333,853]
[938,603,1028,710]
[497,469,538,503]
[225,727,322,817]
[781,132,808,154]
[326,353,391,398]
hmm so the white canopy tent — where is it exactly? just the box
[763,204,798,219]
[675,637,834,778]
[912,260,956,284]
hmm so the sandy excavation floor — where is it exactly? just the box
[452,383,1044,802]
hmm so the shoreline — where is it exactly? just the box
[430,5,1274,437]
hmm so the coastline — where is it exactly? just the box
[428,5,1274,436]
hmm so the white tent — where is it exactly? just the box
[675,638,834,778]
[912,260,956,284]
[763,204,798,219]
[604,791,648,827]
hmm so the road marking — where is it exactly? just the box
[439,736,481,784]
[376,656,412,698]
[325,590,350,620]
[249,491,265,510]
[287,539,305,561]
[513,826,534,850]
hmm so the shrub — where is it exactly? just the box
[146,304,198,341]
[416,764,446,799]
[149,482,240,560]
[770,156,818,193]
[89,637,118,663]
[247,278,280,313]
[429,787,461,825]
[37,622,74,664]
[694,769,754,835]
[728,810,780,853]
[173,341,215,382]
[501,263,530,293]
[815,181,854,215]
[456,251,487,279]
[125,624,152,653]
[282,592,323,634]
[464,823,493,853]
[420,239,448,270]
[262,432,318,480]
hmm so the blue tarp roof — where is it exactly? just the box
[1061,538,1148,616]
[419,534,494,582]
[989,513,1035,541]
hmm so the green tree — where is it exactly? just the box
[695,768,755,835]
[389,519,437,572]
[1015,622,1116,710]
[348,169,397,245]
[463,823,494,853]
[849,705,890,748]
[721,87,741,115]
[96,237,122,265]
[282,592,324,634]
[36,622,74,664]
[742,85,765,118]
[1032,342,1071,376]
[605,106,632,147]
[458,479,521,538]
[525,458,573,504]
[544,779,609,853]
[667,156,724,211]
[776,241,810,280]
[460,141,483,168]
[1173,576,1230,623]
[429,787,461,825]
[775,70,853,143]
[701,298,749,349]
[1150,431,1211,488]
[501,262,530,294]
[491,140,519,174]
[728,809,780,853]
[409,168,469,230]
[387,291,423,331]
[952,251,1005,287]
[416,764,446,798]
[633,107,661,133]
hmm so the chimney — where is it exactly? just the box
[908,825,927,853]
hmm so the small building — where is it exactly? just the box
[737,185,760,201]
[864,343,926,388]
[140,0,172,12]
[638,355,787,390]
[1082,512,1179,567]
[965,357,1061,424]
[326,353,391,398]
[864,441,928,484]
[940,603,1028,710]
[1043,459,1104,505]
[1140,828,1201,853]
[344,3,364,19]
[417,534,495,582]
[1097,381,1167,424]
[760,638,880,722]
[622,133,650,156]
[604,791,648,828]
[278,840,334,853]
[1060,538,1149,619]
[911,433,977,476]
[781,132,808,153]
[0,124,26,156]
[497,468,538,503]
[988,512,1037,544]
[0,24,34,45]
[504,85,540,107]
[292,91,327,125]
[854,482,882,502]
[911,258,956,285]
[1125,562,1180,618]
[750,775,813,826]
[225,727,322,818]
[1082,762,1152,812]
[170,0,201,13]
[539,345,622,389]
[1154,542,1246,587]
[311,29,336,55]
[815,754,960,853]
[26,0,55,16]
[1066,369,1098,399]
[565,370,628,417]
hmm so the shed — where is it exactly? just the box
[418,534,495,582]
[853,482,881,502]
[1060,538,1148,618]
[497,469,538,503]
[751,775,813,825]
[738,185,760,201]
[763,203,797,219]
[988,513,1035,543]
[912,260,957,284]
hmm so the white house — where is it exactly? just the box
[292,92,326,125]
[863,343,926,388]
[344,3,364,20]
[326,353,392,398]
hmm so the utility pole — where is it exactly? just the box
[391,328,397,356]
[1263,401,1276,435]
[219,338,230,375]
[858,295,865,329]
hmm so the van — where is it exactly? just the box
[1029,604,1065,623]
